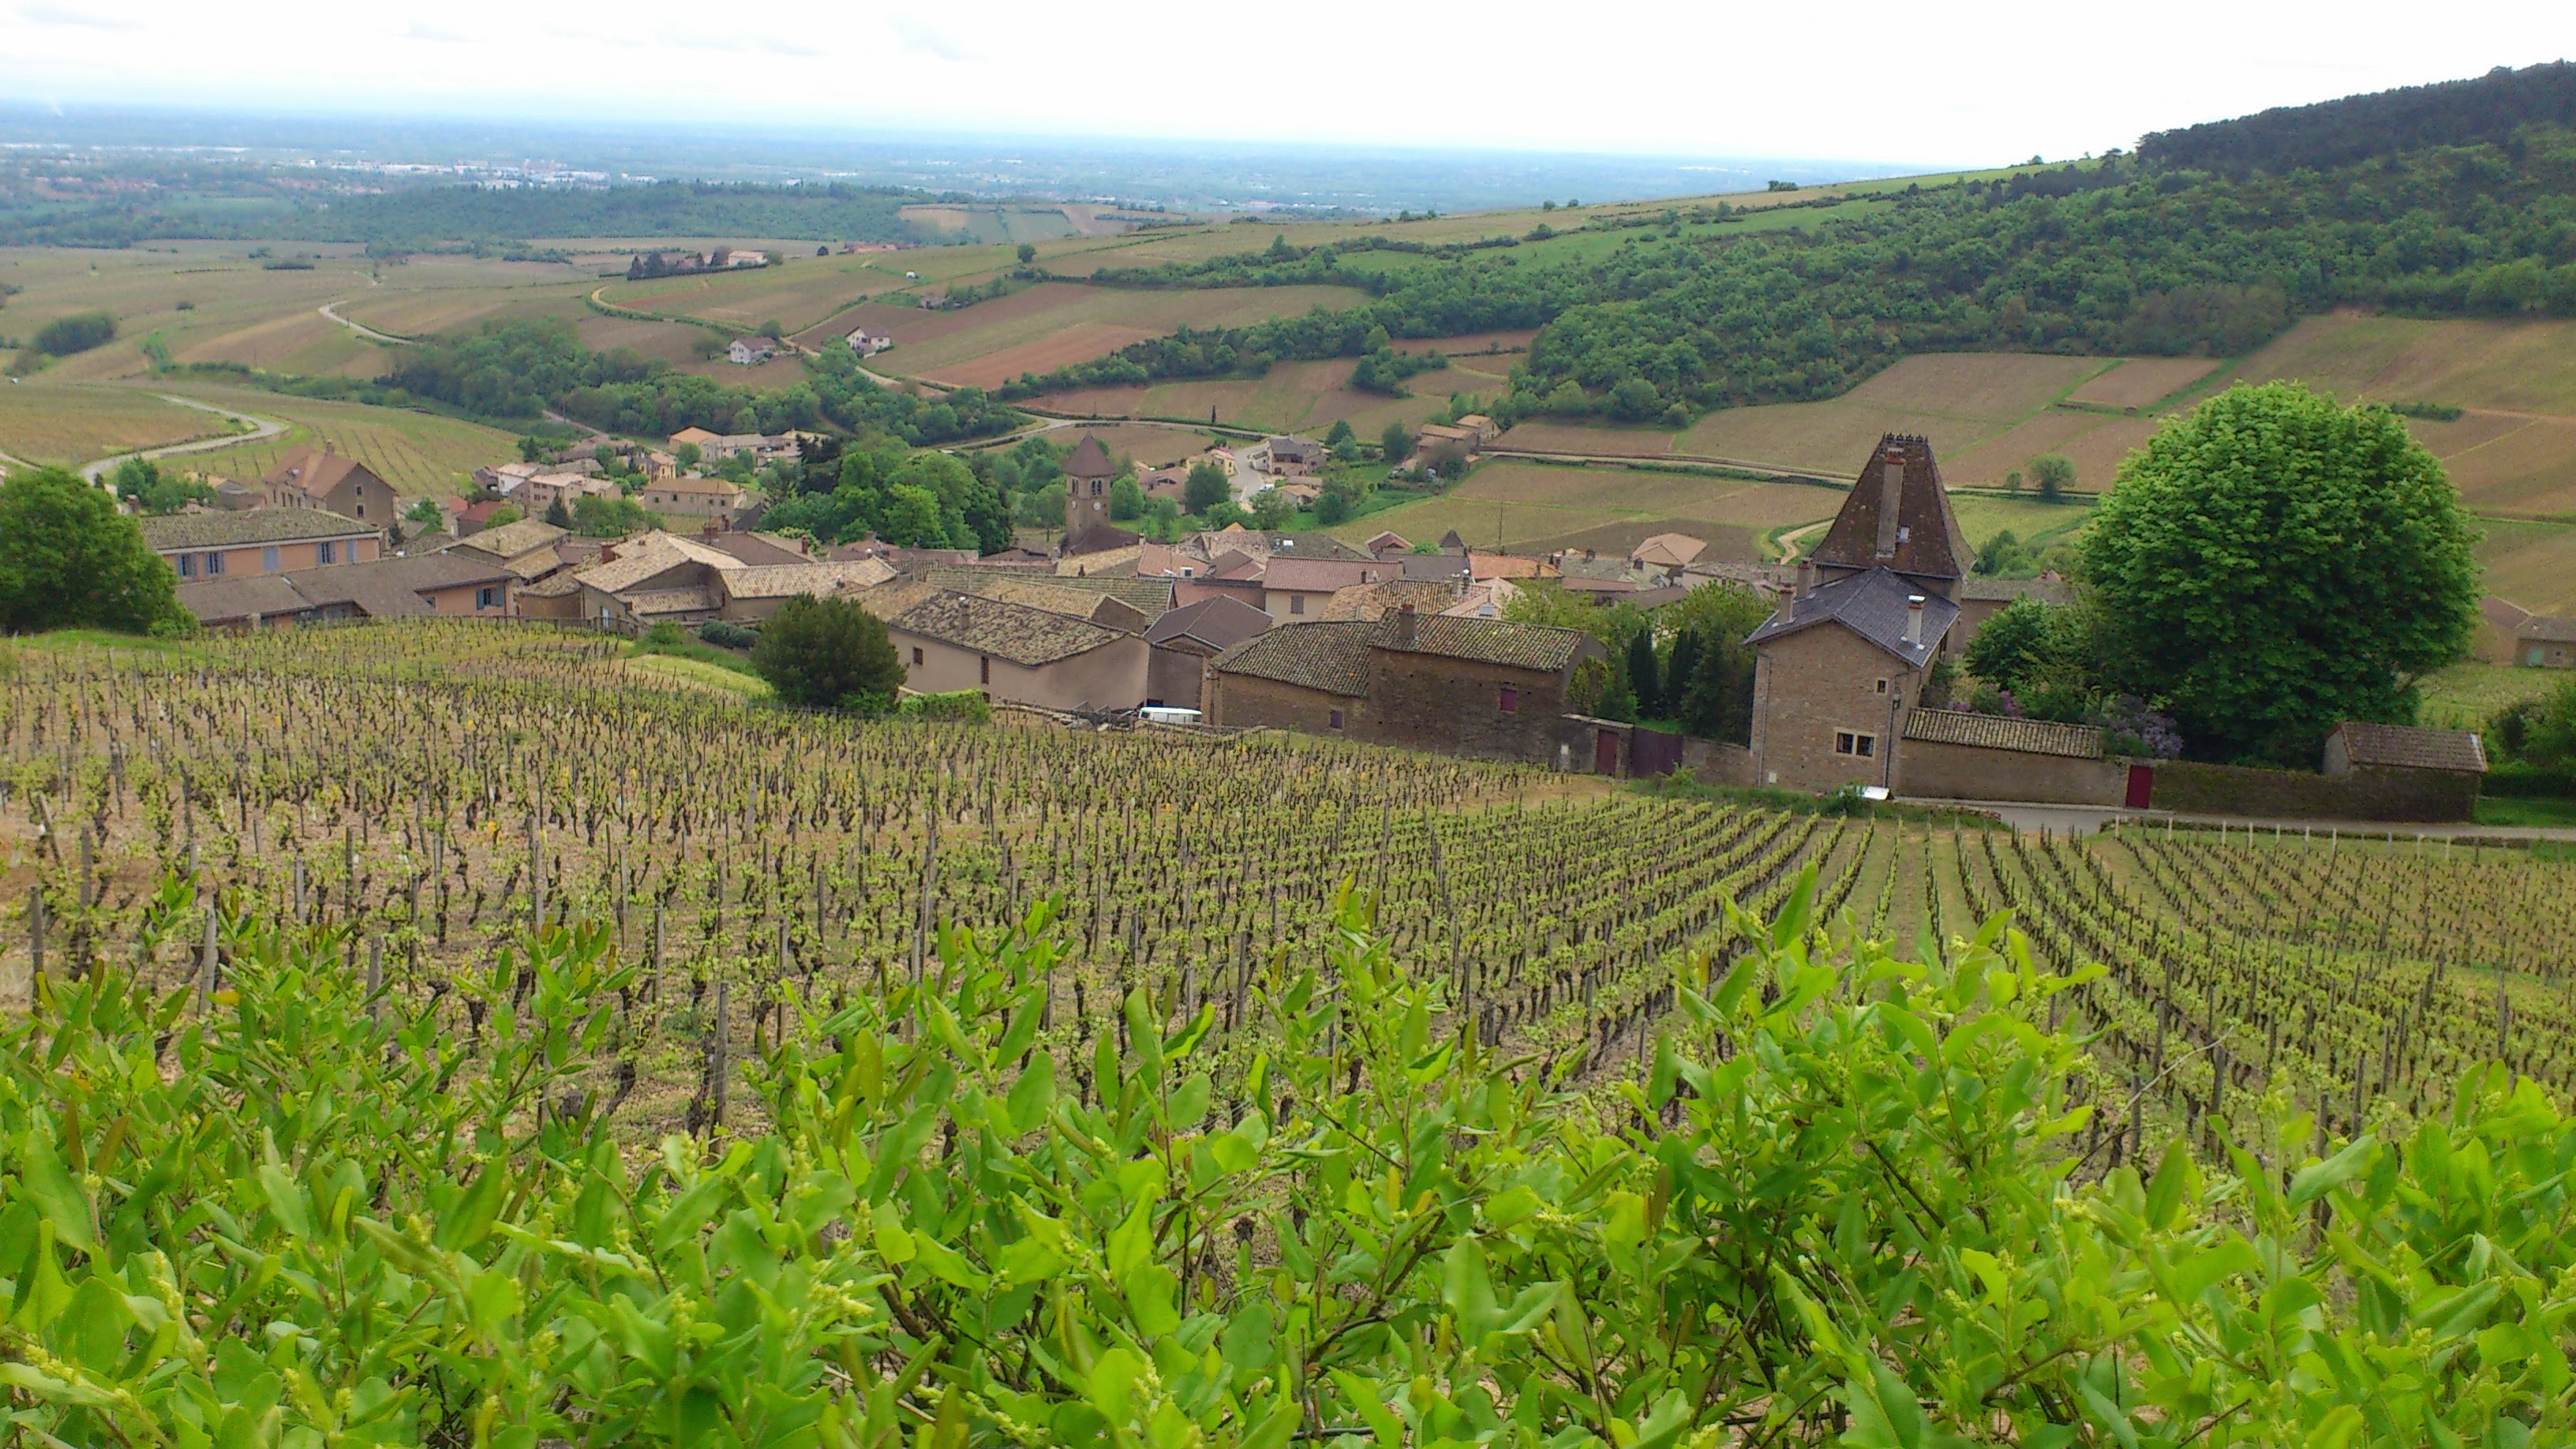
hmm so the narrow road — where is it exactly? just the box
[80,395,287,482]
[319,301,414,346]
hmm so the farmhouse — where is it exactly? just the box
[174,552,514,631]
[845,325,893,356]
[140,509,383,582]
[261,448,398,525]
[1207,609,1603,765]
[728,336,781,365]
[1246,436,1327,477]
[1413,422,1481,466]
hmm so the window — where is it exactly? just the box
[1498,686,1518,713]
[1089,479,1103,496]
[262,546,281,572]
[356,502,365,518]
[1328,709,1344,730]
[317,541,337,566]
[176,553,196,578]
[1288,594,1305,616]
[204,552,224,576]
[912,646,925,666]
[474,586,500,609]
[979,656,991,684]
[1834,731,1877,758]
[1874,678,1889,695]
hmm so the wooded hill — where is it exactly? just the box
[1002,63,2576,425]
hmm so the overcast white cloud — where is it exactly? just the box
[4,0,2573,164]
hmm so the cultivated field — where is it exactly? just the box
[142,379,521,503]
[830,283,1372,387]
[2065,357,2222,409]
[0,379,234,468]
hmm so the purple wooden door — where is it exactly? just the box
[1631,729,1685,779]
[1593,728,1622,776]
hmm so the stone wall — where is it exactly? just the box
[2144,759,2478,822]
[1681,737,1757,787]
[892,631,1149,713]
[1897,739,2128,806]
[1205,672,1360,737]
[1365,652,1578,766]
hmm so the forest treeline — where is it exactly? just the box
[1006,71,2576,425]
[0,178,933,249]
[377,318,1017,444]
[2140,58,2576,174]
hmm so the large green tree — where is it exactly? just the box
[750,594,906,712]
[0,466,185,635]
[2082,382,2479,764]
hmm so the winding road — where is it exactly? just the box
[80,395,288,482]
[319,301,414,346]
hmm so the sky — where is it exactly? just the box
[6,0,2575,167]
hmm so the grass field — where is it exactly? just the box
[0,380,233,467]
[2419,661,2559,729]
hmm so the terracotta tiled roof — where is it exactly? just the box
[1320,578,1466,621]
[889,591,1125,667]
[451,517,568,563]
[140,509,378,552]
[575,534,741,594]
[720,562,896,600]
[262,447,378,502]
[2332,721,2488,773]
[919,566,1173,619]
[624,586,719,617]
[1631,532,1707,567]
[1902,709,2104,760]
[1209,620,1378,697]
[1386,613,1593,672]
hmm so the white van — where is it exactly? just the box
[1138,706,1204,726]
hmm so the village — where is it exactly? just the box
[133,416,2501,826]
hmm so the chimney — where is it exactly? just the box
[1795,558,1814,599]
[1874,452,1905,558]
[1905,594,1926,647]
[1392,600,1418,650]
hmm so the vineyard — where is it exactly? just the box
[2,621,2574,1445]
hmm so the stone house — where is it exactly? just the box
[2514,614,2576,668]
[640,475,752,520]
[1206,610,1603,765]
[728,335,780,365]
[260,448,399,526]
[140,509,383,582]
[1745,434,1968,792]
[884,591,1150,710]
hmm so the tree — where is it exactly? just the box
[1625,629,1661,717]
[674,442,702,470]
[485,505,522,528]
[1016,243,1038,265]
[1380,421,1413,463]
[1108,476,1146,521]
[1962,596,2054,695]
[2029,454,2076,502]
[111,458,214,515]
[518,435,547,463]
[2082,383,2480,763]
[1324,418,1357,458]
[750,594,905,712]
[543,497,574,528]
[1182,462,1231,515]
[0,466,185,635]
[1593,662,1635,722]
[33,311,114,356]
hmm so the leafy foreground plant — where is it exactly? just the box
[2,871,2570,1447]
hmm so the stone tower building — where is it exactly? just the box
[1063,434,1116,546]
